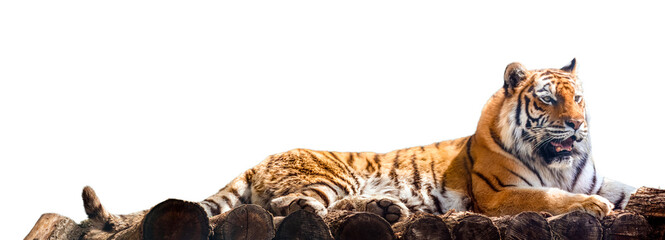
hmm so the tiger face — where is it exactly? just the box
[502,59,590,168]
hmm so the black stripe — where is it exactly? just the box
[431,160,438,188]
[374,154,382,172]
[515,92,522,125]
[411,153,421,189]
[419,146,426,152]
[315,151,360,190]
[202,200,221,215]
[532,98,544,111]
[347,152,356,166]
[489,128,510,154]
[570,154,589,191]
[473,172,499,192]
[435,141,441,149]
[389,151,401,184]
[364,157,374,173]
[303,181,343,196]
[290,154,355,194]
[524,96,537,121]
[231,188,241,199]
[511,152,545,187]
[595,178,605,195]
[427,185,444,214]
[466,136,475,166]
[307,188,330,207]
[505,167,533,187]
[613,192,626,210]
[221,195,233,208]
[493,175,517,188]
[587,166,597,194]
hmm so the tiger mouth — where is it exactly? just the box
[541,136,576,159]
[550,136,575,153]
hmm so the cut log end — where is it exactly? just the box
[275,210,333,240]
[397,212,451,240]
[548,210,602,240]
[504,211,551,240]
[142,199,210,240]
[211,204,275,240]
[453,214,500,240]
[333,212,394,240]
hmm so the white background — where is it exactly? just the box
[1,1,664,238]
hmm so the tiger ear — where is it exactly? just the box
[560,58,577,73]
[503,62,527,94]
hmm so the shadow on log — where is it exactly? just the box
[275,210,333,240]
[548,211,602,240]
[393,212,451,240]
[210,204,274,240]
[452,214,500,240]
[325,211,394,240]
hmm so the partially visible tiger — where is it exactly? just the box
[83,59,635,229]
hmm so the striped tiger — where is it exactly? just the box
[83,59,635,228]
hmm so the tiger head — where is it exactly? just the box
[498,59,589,169]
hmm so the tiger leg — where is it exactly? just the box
[477,187,614,218]
[329,195,409,224]
[200,168,254,217]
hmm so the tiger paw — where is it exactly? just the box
[570,195,613,218]
[330,196,408,224]
[270,196,328,217]
[364,197,409,224]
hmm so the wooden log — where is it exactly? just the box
[548,210,602,240]
[142,199,210,240]
[625,187,665,218]
[452,214,500,240]
[274,209,333,240]
[601,211,651,240]
[502,212,552,240]
[25,213,83,240]
[393,212,451,240]
[210,204,275,240]
[624,187,665,239]
[324,211,394,240]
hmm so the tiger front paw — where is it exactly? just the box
[569,195,613,218]
[330,196,408,224]
[364,198,409,224]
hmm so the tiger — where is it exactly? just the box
[83,59,635,229]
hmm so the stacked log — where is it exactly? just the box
[25,187,665,240]
[626,187,665,239]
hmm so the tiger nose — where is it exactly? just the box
[565,119,583,130]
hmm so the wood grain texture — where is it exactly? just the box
[25,213,83,240]
[274,210,333,240]
[393,212,451,240]
[626,187,665,218]
[548,211,602,240]
[452,214,500,240]
[210,204,274,240]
